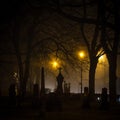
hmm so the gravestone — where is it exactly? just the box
[8,84,16,107]
[64,81,71,94]
[100,87,109,110]
[82,87,90,108]
[33,84,41,109]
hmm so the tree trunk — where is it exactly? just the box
[89,57,98,101]
[108,58,117,105]
[22,40,31,96]
[12,21,24,96]
[108,0,119,105]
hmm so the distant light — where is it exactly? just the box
[118,96,120,102]
[97,97,101,101]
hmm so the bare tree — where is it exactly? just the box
[100,0,120,104]
[52,0,105,101]
[51,0,119,104]
[9,2,81,96]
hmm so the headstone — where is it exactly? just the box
[33,84,41,109]
[8,84,16,107]
[9,84,16,97]
[82,87,90,108]
[64,81,70,94]
[100,87,109,110]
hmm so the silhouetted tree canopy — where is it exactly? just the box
[0,0,119,104]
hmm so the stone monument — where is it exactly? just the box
[56,67,64,95]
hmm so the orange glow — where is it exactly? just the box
[78,51,85,59]
[52,61,58,68]
[99,55,106,63]
[50,60,59,69]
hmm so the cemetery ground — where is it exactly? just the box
[0,94,120,120]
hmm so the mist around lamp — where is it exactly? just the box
[51,60,59,69]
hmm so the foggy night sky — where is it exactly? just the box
[0,0,120,95]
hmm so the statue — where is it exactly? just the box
[56,67,64,95]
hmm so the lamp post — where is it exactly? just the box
[79,51,85,94]
[81,63,83,94]
[51,59,59,90]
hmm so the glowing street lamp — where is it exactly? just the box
[79,51,85,59]
[78,51,85,94]
[52,61,59,69]
[50,59,61,72]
